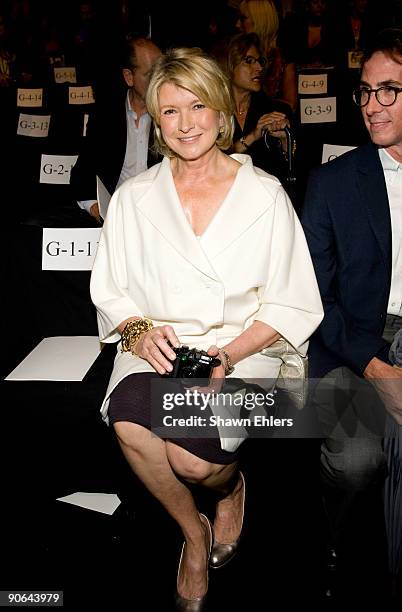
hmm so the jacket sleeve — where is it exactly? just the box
[301,166,389,374]
[90,190,143,343]
[70,111,99,202]
[255,186,323,353]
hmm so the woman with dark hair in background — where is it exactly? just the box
[221,32,294,196]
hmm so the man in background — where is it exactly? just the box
[71,36,161,222]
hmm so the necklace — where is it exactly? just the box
[236,98,250,116]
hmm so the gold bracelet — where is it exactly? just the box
[121,318,154,354]
[218,348,235,375]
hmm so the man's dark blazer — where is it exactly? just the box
[70,86,160,201]
[301,141,392,378]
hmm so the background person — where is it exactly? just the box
[236,0,298,112]
[282,0,339,69]
[70,36,161,223]
[90,46,323,608]
[221,32,295,199]
[0,12,16,86]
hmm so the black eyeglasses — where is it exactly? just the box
[242,55,267,67]
[353,85,402,107]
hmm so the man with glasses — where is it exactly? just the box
[302,28,402,599]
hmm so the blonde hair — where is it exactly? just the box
[146,47,234,157]
[240,0,279,55]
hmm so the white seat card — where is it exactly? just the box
[42,227,102,271]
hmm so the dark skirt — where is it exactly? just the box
[108,372,241,465]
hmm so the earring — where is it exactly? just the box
[219,126,224,134]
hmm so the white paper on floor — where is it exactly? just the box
[5,336,102,381]
[56,492,121,515]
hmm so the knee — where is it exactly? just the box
[321,438,387,491]
[166,442,217,483]
[113,422,150,454]
[342,453,386,491]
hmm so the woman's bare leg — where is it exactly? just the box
[113,422,210,599]
[209,471,244,544]
[165,442,244,544]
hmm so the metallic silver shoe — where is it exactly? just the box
[175,513,213,611]
[210,472,245,570]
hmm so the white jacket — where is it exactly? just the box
[90,154,323,421]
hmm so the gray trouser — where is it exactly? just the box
[316,315,401,488]
[314,315,401,541]
[316,366,387,492]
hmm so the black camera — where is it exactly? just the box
[166,343,221,379]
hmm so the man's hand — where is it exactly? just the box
[89,202,101,223]
[364,357,402,424]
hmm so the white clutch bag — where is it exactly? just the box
[261,338,308,411]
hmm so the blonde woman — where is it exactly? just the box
[91,47,322,610]
[236,0,298,112]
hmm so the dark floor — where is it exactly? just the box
[1,346,400,610]
[1,439,321,609]
[1,430,400,610]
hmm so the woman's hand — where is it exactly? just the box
[192,345,226,395]
[134,325,180,375]
[253,111,289,140]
